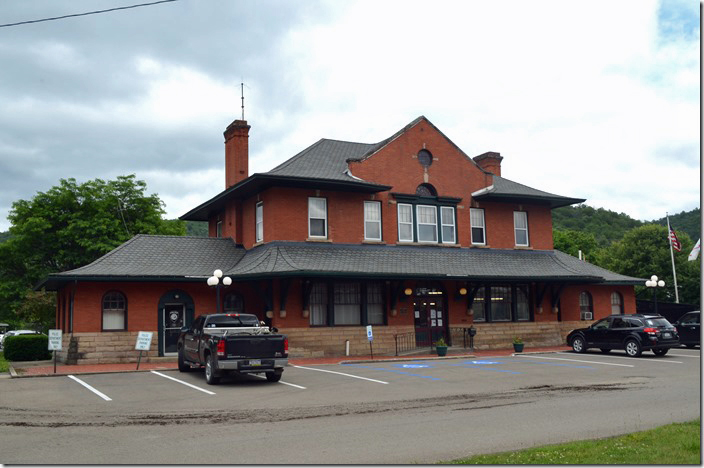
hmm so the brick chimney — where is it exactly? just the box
[473,151,503,176]
[224,119,250,188]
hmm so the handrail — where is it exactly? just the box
[394,332,416,356]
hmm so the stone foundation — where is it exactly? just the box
[56,331,159,365]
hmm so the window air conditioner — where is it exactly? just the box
[581,312,593,321]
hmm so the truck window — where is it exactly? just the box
[205,314,260,328]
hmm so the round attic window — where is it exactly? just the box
[418,149,433,167]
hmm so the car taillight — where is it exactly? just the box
[284,338,289,356]
[643,327,658,334]
[217,339,226,357]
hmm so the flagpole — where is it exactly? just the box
[666,213,680,303]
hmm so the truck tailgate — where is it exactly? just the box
[225,335,286,359]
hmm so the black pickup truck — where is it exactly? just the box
[177,313,288,385]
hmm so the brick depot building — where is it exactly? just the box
[39,116,640,364]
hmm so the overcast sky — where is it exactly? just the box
[0,0,699,232]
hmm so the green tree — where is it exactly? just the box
[0,175,186,330]
[600,224,700,306]
[553,229,602,261]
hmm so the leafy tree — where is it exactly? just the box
[185,220,208,237]
[600,224,700,306]
[0,175,186,330]
[553,229,602,261]
[14,290,56,333]
[652,208,701,242]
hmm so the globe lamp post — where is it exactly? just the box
[207,269,232,314]
[644,275,665,315]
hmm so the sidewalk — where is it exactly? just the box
[7,345,572,378]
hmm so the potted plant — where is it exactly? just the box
[434,337,448,356]
[512,337,524,353]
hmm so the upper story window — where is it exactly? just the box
[440,206,455,244]
[364,201,382,241]
[514,211,529,246]
[416,183,437,197]
[216,220,223,238]
[470,208,486,245]
[416,205,438,243]
[417,149,433,168]
[308,197,327,238]
[255,202,263,243]
[102,291,126,331]
[398,204,414,242]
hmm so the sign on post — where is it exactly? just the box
[135,331,153,370]
[48,329,62,350]
[366,325,374,359]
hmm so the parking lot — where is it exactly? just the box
[0,348,699,464]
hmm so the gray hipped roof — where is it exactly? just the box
[472,176,585,209]
[37,235,641,290]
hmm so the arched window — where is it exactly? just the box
[579,291,593,320]
[102,291,126,331]
[223,293,243,314]
[415,183,437,197]
[611,292,624,315]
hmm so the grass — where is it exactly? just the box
[443,419,700,465]
[0,351,9,373]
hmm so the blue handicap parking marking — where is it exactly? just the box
[396,363,431,369]
[466,360,500,365]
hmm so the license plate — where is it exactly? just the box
[663,332,671,338]
[249,359,261,366]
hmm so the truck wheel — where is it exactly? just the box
[653,348,669,356]
[205,355,221,385]
[266,369,283,382]
[178,349,192,372]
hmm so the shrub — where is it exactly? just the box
[3,334,52,361]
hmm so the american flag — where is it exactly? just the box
[669,227,682,252]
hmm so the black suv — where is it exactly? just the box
[674,311,700,347]
[567,314,679,357]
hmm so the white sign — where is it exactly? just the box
[366,325,373,341]
[48,329,62,351]
[135,331,153,351]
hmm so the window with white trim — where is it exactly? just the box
[416,205,437,243]
[102,291,126,331]
[611,292,624,314]
[514,211,529,246]
[308,197,327,238]
[216,220,223,238]
[440,206,456,244]
[364,201,382,241]
[398,204,413,242]
[579,291,593,320]
[470,208,486,245]
[255,202,263,243]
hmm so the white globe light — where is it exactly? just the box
[645,280,653,287]
[650,275,658,282]
[657,280,665,287]
[222,276,232,286]
[213,269,223,278]
[207,276,218,286]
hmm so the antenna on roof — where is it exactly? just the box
[240,82,245,120]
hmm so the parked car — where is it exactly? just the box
[0,330,42,349]
[567,314,679,357]
[674,311,700,348]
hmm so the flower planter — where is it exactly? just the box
[513,343,524,353]
[436,346,448,356]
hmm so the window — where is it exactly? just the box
[579,291,593,320]
[610,292,623,314]
[102,291,126,331]
[398,204,413,242]
[216,220,223,238]
[310,283,328,325]
[223,293,243,314]
[416,183,437,196]
[470,208,486,245]
[490,286,512,321]
[417,149,433,168]
[255,202,263,243]
[417,205,437,243]
[472,286,486,321]
[334,283,361,325]
[440,206,455,244]
[516,286,530,321]
[366,283,384,325]
[514,211,529,246]
[308,197,327,238]
[364,201,382,241]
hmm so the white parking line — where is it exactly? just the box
[558,352,683,364]
[514,355,634,367]
[292,365,389,384]
[251,374,307,389]
[68,375,112,401]
[668,353,700,358]
[150,371,216,395]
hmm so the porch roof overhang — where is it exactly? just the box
[180,174,392,222]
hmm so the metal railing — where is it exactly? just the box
[394,332,416,356]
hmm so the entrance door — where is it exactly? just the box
[162,303,185,355]
[414,295,445,347]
